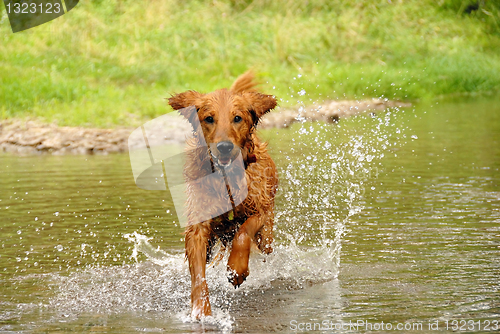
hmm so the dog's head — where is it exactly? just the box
[168,72,277,168]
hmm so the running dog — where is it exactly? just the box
[168,71,278,318]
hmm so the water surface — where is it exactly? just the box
[1,97,499,333]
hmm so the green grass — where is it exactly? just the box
[1,0,500,127]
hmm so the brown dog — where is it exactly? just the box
[168,72,278,318]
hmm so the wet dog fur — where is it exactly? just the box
[168,72,278,319]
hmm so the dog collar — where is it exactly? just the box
[245,154,257,169]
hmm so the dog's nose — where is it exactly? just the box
[217,141,234,155]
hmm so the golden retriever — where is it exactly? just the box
[168,71,278,318]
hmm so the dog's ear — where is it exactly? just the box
[168,90,204,123]
[243,92,277,124]
[231,71,258,94]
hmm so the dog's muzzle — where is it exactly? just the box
[211,152,233,168]
[212,141,235,168]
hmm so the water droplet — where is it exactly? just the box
[56,245,63,251]
[298,89,306,96]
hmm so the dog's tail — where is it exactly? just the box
[230,70,258,94]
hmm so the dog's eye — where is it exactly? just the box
[204,116,214,124]
[234,116,242,123]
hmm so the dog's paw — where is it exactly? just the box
[227,232,251,287]
[191,298,212,320]
[227,266,249,288]
[191,281,212,319]
[259,242,273,255]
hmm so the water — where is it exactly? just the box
[1,97,499,333]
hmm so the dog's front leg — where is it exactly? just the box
[185,221,212,319]
[227,214,266,287]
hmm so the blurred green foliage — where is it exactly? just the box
[0,0,500,127]
[437,0,500,34]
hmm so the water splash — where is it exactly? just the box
[124,231,179,266]
[274,88,406,272]
[46,77,407,331]
[47,232,344,331]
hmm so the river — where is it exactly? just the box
[1,96,499,333]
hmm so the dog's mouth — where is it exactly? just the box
[211,152,233,168]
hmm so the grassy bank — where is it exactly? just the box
[1,0,500,127]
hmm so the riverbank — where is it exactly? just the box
[1,0,500,127]
[0,99,410,155]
